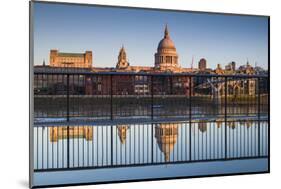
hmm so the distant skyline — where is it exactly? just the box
[33,2,269,69]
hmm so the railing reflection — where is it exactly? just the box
[34,120,268,171]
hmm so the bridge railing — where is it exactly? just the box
[33,71,269,171]
[34,72,269,123]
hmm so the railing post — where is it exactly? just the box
[224,76,228,159]
[110,75,113,120]
[66,74,70,168]
[189,76,192,161]
[67,74,70,121]
[111,125,113,166]
[110,74,113,165]
[151,75,154,163]
[151,123,154,163]
[151,75,154,120]
[258,77,261,157]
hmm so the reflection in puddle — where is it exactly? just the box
[155,123,179,162]
[117,125,129,144]
[49,126,93,142]
[34,120,268,170]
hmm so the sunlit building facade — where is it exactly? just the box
[50,50,92,68]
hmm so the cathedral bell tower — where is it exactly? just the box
[116,45,130,69]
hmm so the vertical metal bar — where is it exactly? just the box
[97,127,99,166]
[138,125,140,164]
[130,125,132,164]
[115,126,118,165]
[151,123,154,163]
[197,122,199,160]
[36,127,38,169]
[143,124,145,163]
[202,123,204,160]
[236,122,238,158]
[125,126,128,165]
[101,126,103,166]
[87,127,90,167]
[147,124,149,163]
[111,126,113,166]
[57,126,59,168]
[151,75,154,163]
[224,76,228,159]
[61,84,65,168]
[110,75,114,165]
[47,126,49,169]
[72,126,74,167]
[210,121,212,159]
[92,127,94,167]
[66,74,70,121]
[189,76,192,161]
[66,74,70,168]
[258,77,261,157]
[78,124,80,167]
[239,121,242,158]
[42,127,44,169]
[51,128,53,168]
[46,74,49,118]
[151,76,154,120]
[133,124,135,164]
[119,125,121,165]
[110,75,113,120]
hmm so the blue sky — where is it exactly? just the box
[33,2,268,69]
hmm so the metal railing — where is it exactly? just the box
[34,72,268,122]
[33,71,269,171]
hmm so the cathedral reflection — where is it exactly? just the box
[228,121,236,129]
[117,125,130,144]
[49,126,93,142]
[228,120,253,130]
[216,119,223,128]
[198,121,207,133]
[245,120,253,128]
[154,123,179,162]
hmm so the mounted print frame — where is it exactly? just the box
[29,1,270,188]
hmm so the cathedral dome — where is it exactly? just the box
[157,25,176,50]
[157,37,176,50]
[154,24,179,70]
